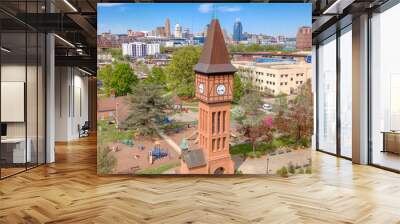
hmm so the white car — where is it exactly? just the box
[262,103,272,111]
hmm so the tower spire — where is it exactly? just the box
[213,4,217,20]
[194,19,236,74]
[181,18,236,175]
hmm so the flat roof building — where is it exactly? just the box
[232,60,312,95]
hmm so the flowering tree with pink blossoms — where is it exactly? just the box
[236,91,274,156]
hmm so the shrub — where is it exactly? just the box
[298,137,311,148]
[248,153,255,159]
[298,167,305,174]
[97,146,117,174]
[255,150,263,158]
[272,136,296,148]
[235,169,243,174]
[305,166,312,174]
[276,166,288,177]
[288,163,296,174]
[230,143,253,155]
[259,142,276,154]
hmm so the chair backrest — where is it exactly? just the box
[82,121,90,129]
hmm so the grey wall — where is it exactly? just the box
[54,66,89,141]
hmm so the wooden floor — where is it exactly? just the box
[1,136,400,224]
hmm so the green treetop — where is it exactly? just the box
[98,63,138,96]
[165,46,201,97]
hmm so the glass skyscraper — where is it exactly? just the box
[233,18,243,41]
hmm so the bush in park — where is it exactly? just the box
[276,166,288,177]
[288,162,296,174]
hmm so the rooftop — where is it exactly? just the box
[194,19,236,74]
[232,60,310,70]
[182,149,207,169]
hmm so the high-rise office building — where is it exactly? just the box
[296,26,312,50]
[233,18,243,41]
[165,18,171,37]
[182,27,190,39]
[174,23,182,38]
[155,26,165,37]
[122,42,147,58]
[204,24,210,37]
[122,42,160,57]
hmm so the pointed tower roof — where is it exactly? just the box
[194,19,236,74]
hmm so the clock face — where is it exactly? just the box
[198,83,205,94]
[216,84,226,96]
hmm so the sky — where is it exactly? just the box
[97,3,311,37]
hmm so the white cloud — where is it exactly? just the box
[198,3,214,13]
[198,4,241,13]
[98,3,125,8]
[219,6,241,12]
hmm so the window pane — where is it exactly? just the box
[371,4,400,171]
[318,35,337,154]
[1,31,27,177]
[340,27,352,158]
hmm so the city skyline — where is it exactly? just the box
[98,3,311,37]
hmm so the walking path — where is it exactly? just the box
[238,149,311,174]
[155,129,182,155]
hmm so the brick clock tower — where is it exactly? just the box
[181,19,235,174]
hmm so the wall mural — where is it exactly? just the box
[97,3,313,175]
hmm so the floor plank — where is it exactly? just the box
[0,135,399,224]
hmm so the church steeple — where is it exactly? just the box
[194,19,236,74]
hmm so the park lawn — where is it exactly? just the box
[230,136,299,157]
[230,143,253,155]
[137,162,180,174]
[98,120,136,145]
[189,108,199,112]
[182,100,199,107]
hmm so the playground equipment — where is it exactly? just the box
[151,148,168,159]
[156,116,172,125]
[122,139,134,147]
[180,138,189,151]
[149,141,169,164]
[174,127,183,133]
[163,117,172,124]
